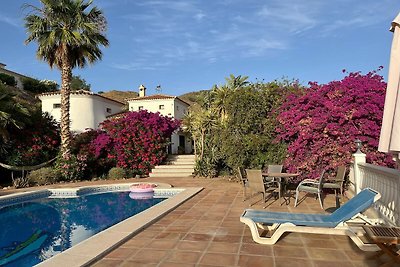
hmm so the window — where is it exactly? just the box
[159,104,165,110]
[176,105,180,111]
[53,103,61,108]
[138,106,144,110]
[106,108,112,113]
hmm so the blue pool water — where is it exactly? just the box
[0,191,165,266]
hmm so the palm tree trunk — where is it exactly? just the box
[193,136,197,156]
[60,54,72,159]
[200,130,205,160]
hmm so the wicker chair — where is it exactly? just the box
[294,170,326,209]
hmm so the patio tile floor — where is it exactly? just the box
[87,176,387,267]
[1,176,389,266]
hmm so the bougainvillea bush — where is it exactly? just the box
[276,69,395,181]
[4,112,60,166]
[70,129,113,179]
[93,110,180,175]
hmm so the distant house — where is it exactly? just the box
[126,85,193,154]
[38,90,125,133]
[0,63,31,89]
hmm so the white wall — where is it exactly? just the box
[92,96,123,129]
[129,98,175,117]
[40,94,62,121]
[173,101,189,120]
[39,94,124,133]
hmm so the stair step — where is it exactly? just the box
[164,162,194,166]
[151,168,194,173]
[154,164,193,170]
[168,155,196,159]
[149,154,195,178]
[165,158,195,162]
[149,173,193,178]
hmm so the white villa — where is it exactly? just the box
[38,90,125,133]
[126,85,193,155]
[0,63,31,89]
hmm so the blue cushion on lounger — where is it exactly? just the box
[242,188,379,228]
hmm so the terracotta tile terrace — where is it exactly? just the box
[90,176,387,267]
[1,177,388,266]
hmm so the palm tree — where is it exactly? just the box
[212,75,249,124]
[192,108,216,160]
[225,74,249,90]
[211,85,230,123]
[0,84,29,142]
[24,0,109,158]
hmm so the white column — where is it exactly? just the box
[353,150,366,194]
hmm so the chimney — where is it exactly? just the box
[139,84,146,97]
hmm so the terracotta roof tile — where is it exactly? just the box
[125,94,190,106]
[37,90,125,106]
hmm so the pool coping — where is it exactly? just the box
[32,185,203,267]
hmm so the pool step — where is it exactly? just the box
[149,154,196,178]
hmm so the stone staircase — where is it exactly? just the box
[148,154,196,178]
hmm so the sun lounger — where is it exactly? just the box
[240,188,382,251]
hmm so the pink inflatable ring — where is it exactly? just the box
[129,183,156,193]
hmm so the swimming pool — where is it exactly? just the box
[0,184,203,267]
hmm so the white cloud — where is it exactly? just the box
[0,13,20,28]
[112,0,399,70]
[321,1,394,33]
[239,39,288,57]
[194,12,205,21]
[323,17,372,33]
[256,1,320,34]
[135,1,198,13]
[110,60,171,71]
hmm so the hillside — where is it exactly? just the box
[179,90,209,105]
[5,85,41,112]
[99,90,138,104]
[99,89,208,106]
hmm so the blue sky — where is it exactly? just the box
[1,1,399,95]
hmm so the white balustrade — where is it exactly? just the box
[356,162,400,226]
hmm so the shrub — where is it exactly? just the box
[276,69,395,181]
[22,78,58,93]
[27,167,60,185]
[71,130,113,178]
[194,158,217,178]
[55,154,87,181]
[12,177,30,188]
[185,77,298,176]
[0,73,17,86]
[5,112,60,166]
[108,167,126,180]
[93,110,180,175]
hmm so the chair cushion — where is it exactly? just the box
[323,183,340,189]
[243,209,335,227]
[298,185,319,193]
[241,188,380,228]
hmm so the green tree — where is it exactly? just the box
[184,75,300,177]
[0,73,17,87]
[24,0,109,159]
[22,77,58,93]
[0,83,29,142]
[225,74,249,90]
[71,75,91,91]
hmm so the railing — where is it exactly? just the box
[352,153,400,226]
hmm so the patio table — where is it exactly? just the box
[262,172,300,205]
